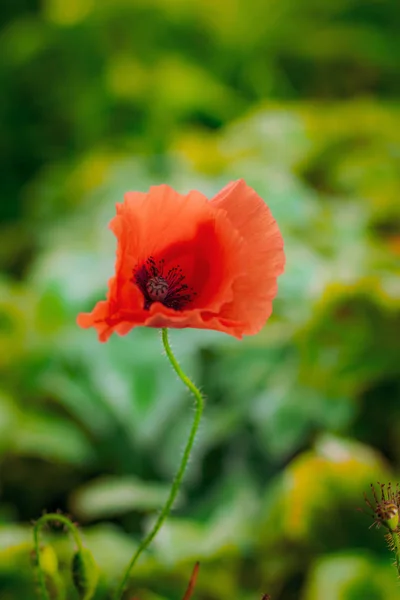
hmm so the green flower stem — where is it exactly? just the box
[390,531,400,576]
[113,328,204,600]
[33,513,84,600]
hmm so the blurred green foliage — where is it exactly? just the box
[0,0,400,599]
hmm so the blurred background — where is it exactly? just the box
[0,0,400,598]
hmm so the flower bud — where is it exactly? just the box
[71,548,99,600]
[31,544,59,575]
[31,545,64,600]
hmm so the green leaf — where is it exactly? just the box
[70,476,175,521]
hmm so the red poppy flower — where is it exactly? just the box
[77,179,285,341]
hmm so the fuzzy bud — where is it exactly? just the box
[31,545,64,600]
[71,548,99,600]
[31,544,59,575]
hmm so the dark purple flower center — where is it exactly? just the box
[132,256,195,311]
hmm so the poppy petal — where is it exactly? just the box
[210,179,285,335]
[77,181,285,340]
[114,185,244,312]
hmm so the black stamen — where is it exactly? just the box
[132,256,196,311]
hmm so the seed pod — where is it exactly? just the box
[376,502,399,531]
[364,483,400,531]
[71,548,99,600]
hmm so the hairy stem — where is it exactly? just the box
[390,531,400,576]
[113,328,204,600]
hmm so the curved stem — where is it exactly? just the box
[33,513,84,600]
[113,328,204,600]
